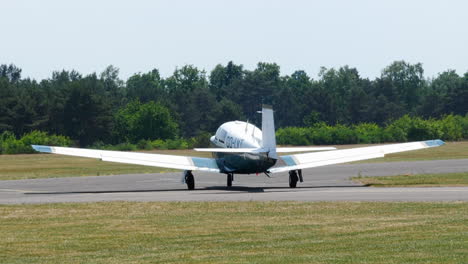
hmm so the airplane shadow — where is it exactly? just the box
[24,184,368,195]
[201,184,368,194]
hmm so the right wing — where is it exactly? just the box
[32,145,220,173]
[269,140,445,173]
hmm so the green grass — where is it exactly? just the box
[0,154,172,180]
[0,150,211,181]
[0,201,466,264]
[0,142,466,181]
[353,172,468,187]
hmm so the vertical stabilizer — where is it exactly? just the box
[261,104,278,159]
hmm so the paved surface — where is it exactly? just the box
[1,159,467,204]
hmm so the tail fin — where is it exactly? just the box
[261,104,278,159]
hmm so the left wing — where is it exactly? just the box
[269,140,445,173]
[32,145,220,173]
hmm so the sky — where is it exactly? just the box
[1,0,467,81]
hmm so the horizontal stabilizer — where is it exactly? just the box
[194,148,265,153]
[276,147,336,152]
[194,147,336,153]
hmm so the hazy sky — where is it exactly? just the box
[1,0,467,81]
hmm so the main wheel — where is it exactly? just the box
[289,170,298,188]
[185,171,195,190]
[227,173,233,187]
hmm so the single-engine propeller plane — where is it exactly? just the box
[32,105,445,190]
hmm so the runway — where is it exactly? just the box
[1,159,467,204]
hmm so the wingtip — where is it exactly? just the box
[31,145,53,153]
[424,139,445,147]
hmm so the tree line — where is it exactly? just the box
[277,115,468,146]
[0,61,467,149]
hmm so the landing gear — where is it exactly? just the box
[289,170,298,188]
[288,170,304,188]
[184,170,195,190]
[227,173,234,187]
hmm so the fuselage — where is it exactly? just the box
[210,121,277,174]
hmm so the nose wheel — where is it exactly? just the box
[227,173,234,187]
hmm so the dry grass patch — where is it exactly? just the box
[0,202,467,264]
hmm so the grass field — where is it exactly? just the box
[0,141,466,181]
[0,150,212,181]
[353,172,468,187]
[0,201,466,264]
[0,154,171,180]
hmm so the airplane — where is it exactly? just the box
[32,105,445,190]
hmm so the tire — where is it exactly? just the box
[227,173,233,187]
[185,172,195,190]
[289,171,298,188]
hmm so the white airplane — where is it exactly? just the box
[32,105,445,190]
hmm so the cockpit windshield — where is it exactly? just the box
[216,128,227,142]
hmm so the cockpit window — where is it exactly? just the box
[216,128,227,142]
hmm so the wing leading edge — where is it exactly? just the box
[269,140,445,173]
[31,145,220,173]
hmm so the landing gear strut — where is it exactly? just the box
[184,170,195,190]
[227,173,234,187]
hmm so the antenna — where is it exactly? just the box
[251,122,255,138]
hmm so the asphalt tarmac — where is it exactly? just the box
[1,159,467,204]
